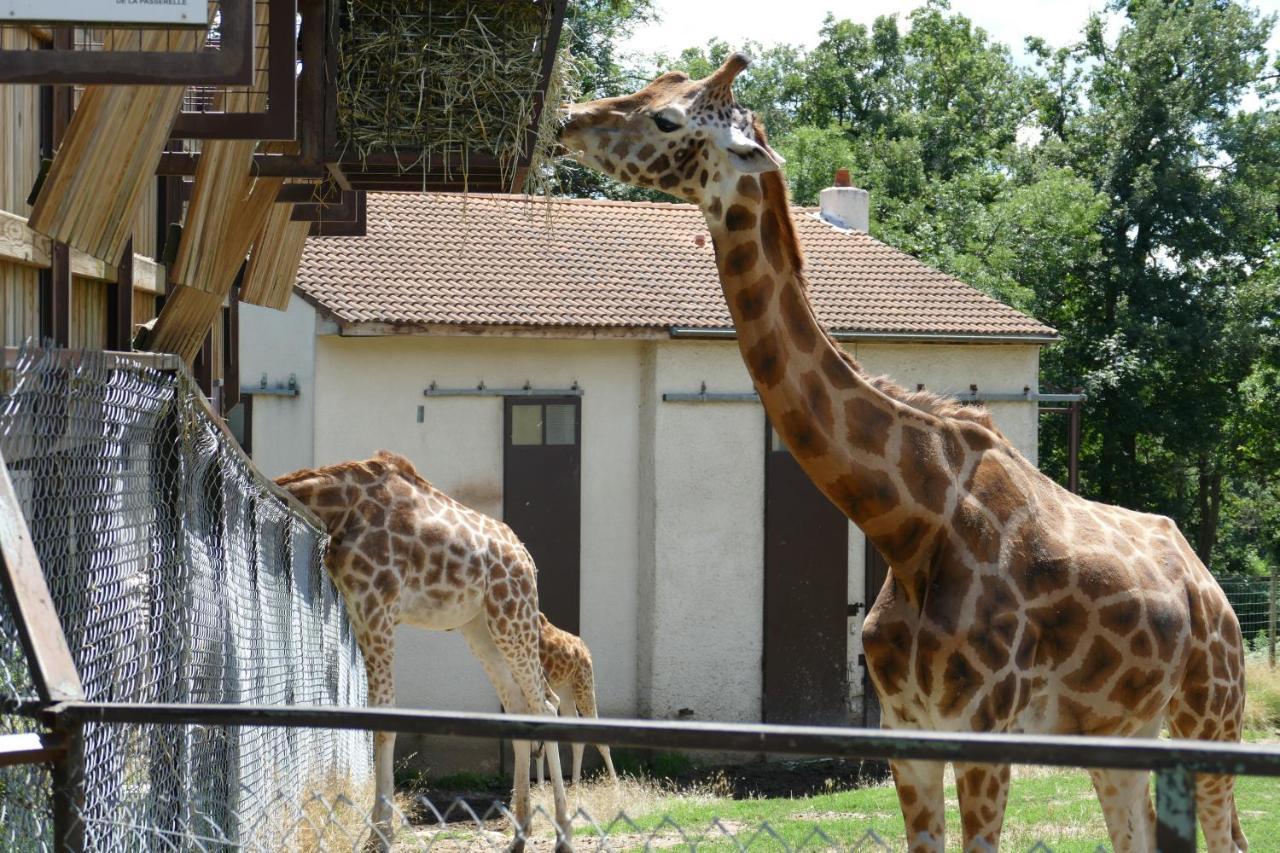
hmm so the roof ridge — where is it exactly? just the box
[376,192,702,212]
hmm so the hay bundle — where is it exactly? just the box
[335,0,565,191]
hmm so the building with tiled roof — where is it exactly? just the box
[241,183,1061,773]
[293,192,1056,341]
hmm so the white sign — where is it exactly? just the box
[1,0,206,27]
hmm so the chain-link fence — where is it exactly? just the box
[1217,573,1277,652]
[0,345,371,851]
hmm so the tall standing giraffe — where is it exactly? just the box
[277,451,573,853]
[559,54,1247,853]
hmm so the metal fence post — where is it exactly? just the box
[1154,766,1196,852]
[1269,572,1276,669]
[51,718,86,853]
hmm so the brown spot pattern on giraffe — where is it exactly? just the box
[744,334,785,388]
[779,285,817,353]
[899,425,949,515]
[1063,636,1123,692]
[723,241,759,277]
[844,395,892,457]
[829,463,898,520]
[725,203,756,231]
[1027,597,1088,665]
[922,549,972,634]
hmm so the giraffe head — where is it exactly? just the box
[559,52,785,206]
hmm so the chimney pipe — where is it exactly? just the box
[819,169,869,232]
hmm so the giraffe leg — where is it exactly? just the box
[954,762,1010,853]
[571,668,617,785]
[597,744,618,786]
[346,602,398,853]
[458,617,535,849]
[460,615,574,853]
[567,720,585,788]
[1088,768,1155,853]
[890,759,946,853]
[1168,659,1248,853]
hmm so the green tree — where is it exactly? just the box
[1032,0,1278,565]
[551,0,657,198]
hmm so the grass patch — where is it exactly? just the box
[1244,653,1280,741]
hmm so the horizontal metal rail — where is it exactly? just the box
[662,391,760,403]
[662,388,1086,404]
[424,382,583,398]
[0,731,65,768]
[34,701,1280,778]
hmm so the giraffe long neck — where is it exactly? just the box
[704,172,962,572]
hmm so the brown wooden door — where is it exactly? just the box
[763,421,849,724]
[862,542,891,728]
[503,397,581,634]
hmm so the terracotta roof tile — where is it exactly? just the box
[296,193,1057,339]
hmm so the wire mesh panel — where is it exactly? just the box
[1217,574,1276,649]
[0,595,51,853]
[0,346,370,851]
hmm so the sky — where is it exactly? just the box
[621,0,1280,65]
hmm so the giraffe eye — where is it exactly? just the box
[652,114,681,133]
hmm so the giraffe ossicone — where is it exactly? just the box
[277,451,574,853]
[561,54,1248,853]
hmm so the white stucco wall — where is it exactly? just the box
[239,295,318,478]
[645,341,765,723]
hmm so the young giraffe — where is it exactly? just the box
[535,613,619,787]
[276,451,573,853]
[560,55,1247,852]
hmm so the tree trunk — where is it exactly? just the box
[1195,452,1224,568]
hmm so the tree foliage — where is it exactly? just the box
[566,0,1280,574]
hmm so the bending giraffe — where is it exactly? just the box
[277,451,573,853]
[559,55,1247,853]
[535,612,619,787]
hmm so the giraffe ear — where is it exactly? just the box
[726,125,785,174]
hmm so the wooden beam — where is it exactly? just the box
[0,210,52,267]
[141,284,223,363]
[1,210,162,289]
[107,239,135,351]
[0,448,84,703]
[0,731,66,768]
[224,280,241,414]
[39,241,69,346]
[132,256,164,295]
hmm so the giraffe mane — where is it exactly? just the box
[275,450,435,492]
[871,372,1005,436]
[823,345,1005,437]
